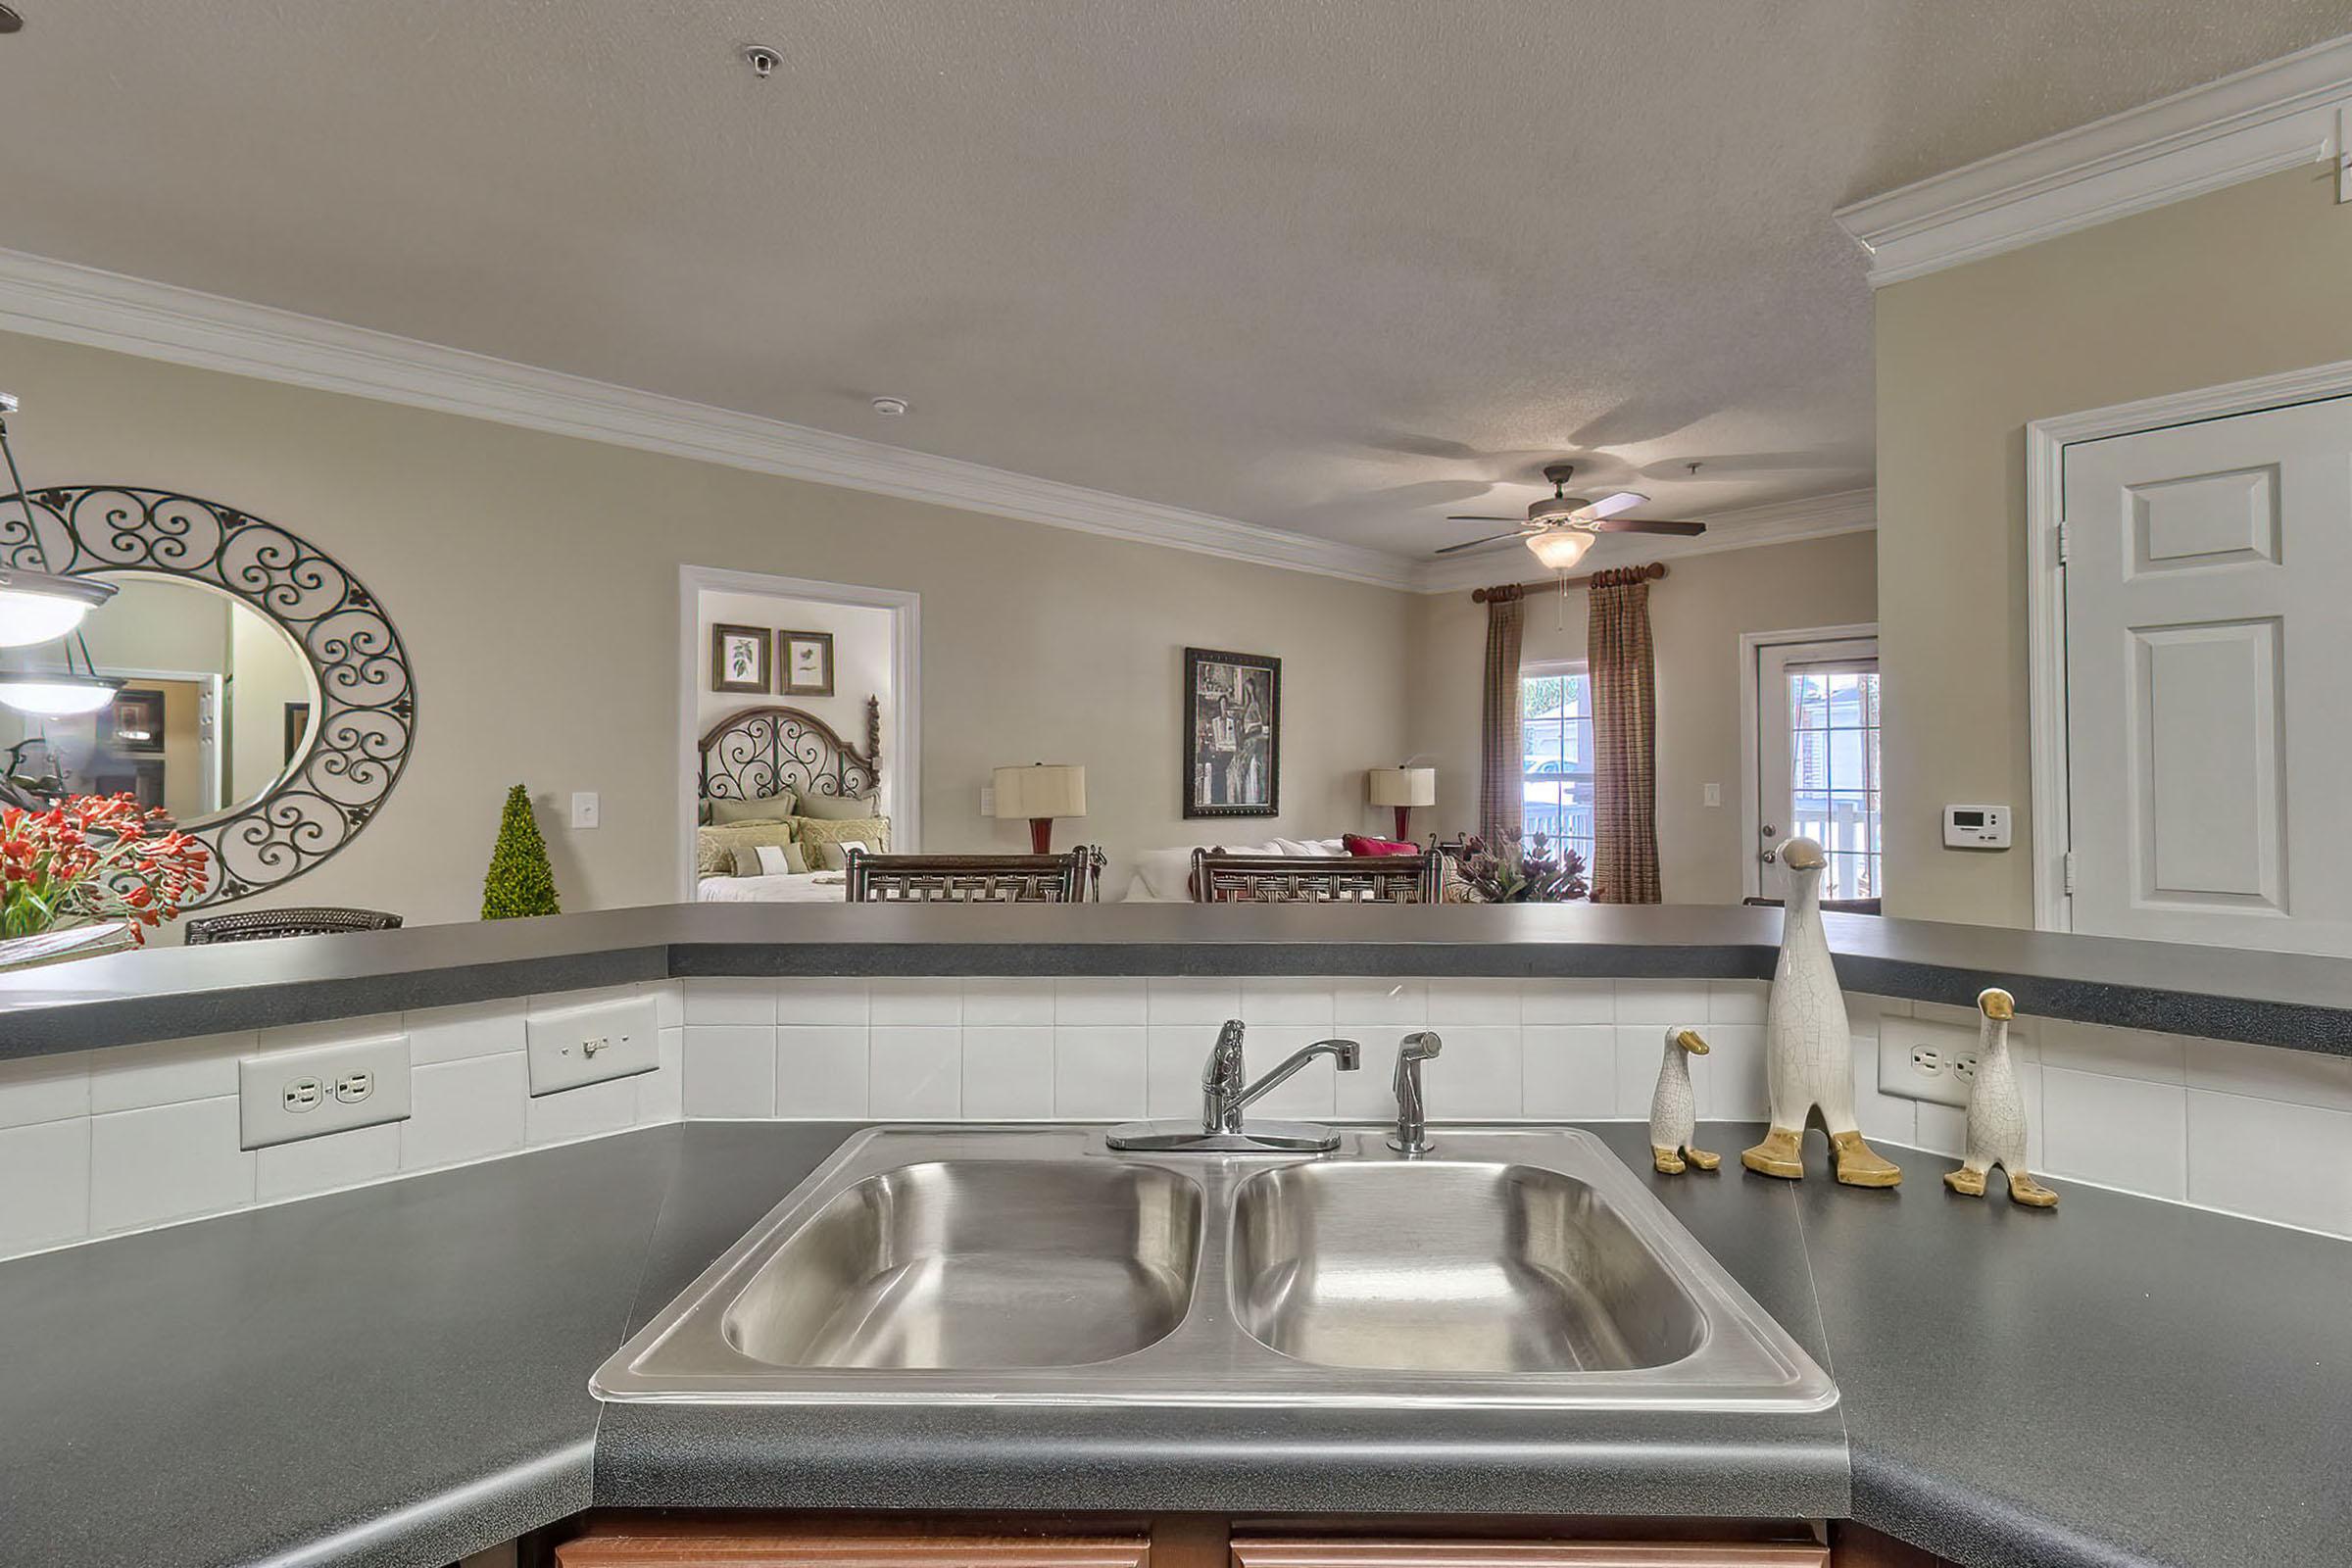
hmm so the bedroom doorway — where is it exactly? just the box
[675,566,920,902]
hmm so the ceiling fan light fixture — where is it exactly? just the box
[1526,529,1594,571]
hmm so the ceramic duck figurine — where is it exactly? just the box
[1740,837,1902,1188]
[1943,987,2058,1208]
[1648,1026,1721,1174]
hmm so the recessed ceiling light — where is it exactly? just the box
[743,44,779,79]
[870,397,909,416]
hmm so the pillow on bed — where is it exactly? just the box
[731,840,809,877]
[790,789,881,821]
[812,839,875,872]
[708,793,796,826]
[792,815,891,865]
[696,821,800,877]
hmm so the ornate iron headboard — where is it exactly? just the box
[698,698,881,806]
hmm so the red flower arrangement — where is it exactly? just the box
[0,793,211,943]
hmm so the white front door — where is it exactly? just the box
[1748,632,1881,903]
[2061,396,2352,954]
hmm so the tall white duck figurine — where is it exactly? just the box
[1648,1026,1721,1174]
[1740,836,1903,1188]
[1943,987,2059,1208]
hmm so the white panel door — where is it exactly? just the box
[2062,397,2352,953]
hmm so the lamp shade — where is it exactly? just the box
[1367,765,1436,808]
[992,763,1087,820]
[0,569,114,649]
[1526,529,1594,571]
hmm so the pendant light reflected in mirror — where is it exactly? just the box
[0,393,118,646]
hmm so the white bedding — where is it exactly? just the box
[696,871,849,904]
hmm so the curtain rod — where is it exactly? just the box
[1469,561,1668,604]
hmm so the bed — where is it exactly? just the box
[693,699,882,905]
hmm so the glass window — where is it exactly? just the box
[1521,667,1594,877]
[1788,662,1882,901]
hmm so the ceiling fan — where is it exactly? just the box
[1437,464,1707,569]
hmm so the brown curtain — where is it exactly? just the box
[1478,588,1524,843]
[1588,568,1660,903]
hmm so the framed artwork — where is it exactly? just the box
[779,630,836,697]
[1183,647,1280,818]
[109,689,166,754]
[710,623,770,694]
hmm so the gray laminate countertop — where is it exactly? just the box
[4,901,2351,1059]
[0,1121,2343,1568]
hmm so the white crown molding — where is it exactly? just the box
[0,246,1421,592]
[1835,33,2352,287]
[1409,487,1877,594]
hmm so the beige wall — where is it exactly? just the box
[1874,168,2352,925]
[1405,531,1879,904]
[0,329,1414,925]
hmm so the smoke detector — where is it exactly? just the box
[870,396,910,416]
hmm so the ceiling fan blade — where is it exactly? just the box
[1590,517,1707,536]
[1444,514,1522,522]
[1569,490,1647,521]
[1433,531,1530,556]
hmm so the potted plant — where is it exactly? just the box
[481,784,562,919]
[1457,827,1589,904]
[0,793,211,943]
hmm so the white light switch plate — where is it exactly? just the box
[239,1035,412,1150]
[526,994,659,1097]
[1878,1014,1978,1109]
[569,791,600,829]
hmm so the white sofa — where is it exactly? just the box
[1117,838,1349,902]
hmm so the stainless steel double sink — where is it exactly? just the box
[593,1127,1837,1411]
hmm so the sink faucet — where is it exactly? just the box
[1107,1019,1361,1152]
[1388,1030,1443,1154]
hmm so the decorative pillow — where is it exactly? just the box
[1131,846,1197,902]
[1343,833,1419,857]
[709,793,795,826]
[813,839,874,872]
[696,820,799,878]
[731,840,809,878]
[791,789,881,822]
[791,815,891,865]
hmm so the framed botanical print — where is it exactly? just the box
[780,630,835,697]
[1183,647,1280,818]
[710,623,769,694]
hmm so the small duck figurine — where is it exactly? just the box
[1649,1026,1721,1175]
[1943,987,2059,1209]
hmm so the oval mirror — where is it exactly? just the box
[0,576,320,825]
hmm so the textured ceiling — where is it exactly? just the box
[0,2,2343,560]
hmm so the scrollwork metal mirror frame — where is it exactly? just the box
[0,485,415,906]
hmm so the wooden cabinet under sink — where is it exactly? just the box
[552,1516,1838,1568]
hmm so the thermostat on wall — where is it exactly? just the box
[1943,804,2011,850]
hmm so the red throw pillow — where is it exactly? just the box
[1343,833,1418,857]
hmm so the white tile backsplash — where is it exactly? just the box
[869,1026,961,1116]
[403,1002,525,1065]
[2041,1066,2187,1199]
[5,972,2348,1264]
[0,1117,89,1253]
[89,1098,254,1232]
[683,1025,776,1117]
[403,1054,528,1170]
[256,1121,401,1201]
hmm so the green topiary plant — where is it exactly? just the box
[481,784,561,919]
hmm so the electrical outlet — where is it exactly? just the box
[1879,1015,1976,1109]
[240,1036,412,1150]
[526,994,659,1097]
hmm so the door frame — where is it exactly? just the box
[1738,622,1880,902]
[2023,355,2352,933]
[675,564,922,902]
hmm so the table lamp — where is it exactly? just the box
[1367,765,1436,842]
[992,763,1087,854]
